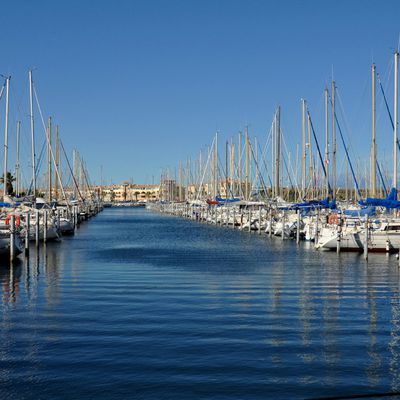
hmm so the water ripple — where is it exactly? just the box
[0,208,399,399]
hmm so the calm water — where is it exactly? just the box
[1,208,400,399]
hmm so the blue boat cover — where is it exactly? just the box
[215,197,241,203]
[343,206,376,217]
[359,188,400,209]
[286,197,337,211]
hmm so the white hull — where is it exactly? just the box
[317,227,400,252]
[26,225,59,241]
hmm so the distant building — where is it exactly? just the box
[186,179,249,200]
[98,183,160,203]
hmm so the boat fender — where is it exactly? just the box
[5,214,21,227]
[328,214,338,225]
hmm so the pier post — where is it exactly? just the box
[248,209,252,232]
[35,210,40,247]
[364,214,368,260]
[57,209,61,234]
[315,209,319,245]
[296,209,300,244]
[258,206,262,235]
[240,210,243,230]
[269,208,273,237]
[282,210,285,240]
[232,208,235,229]
[25,212,30,255]
[75,206,79,228]
[9,215,15,262]
[337,220,341,253]
[43,210,47,243]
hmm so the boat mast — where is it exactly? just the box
[331,81,337,197]
[80,155,84,197]
[371,64,377,196]
[301,99,307,199]
[275,106,281,198]
[249,135,252,198]
[29,70,36,201]
[271,116,275,197]
[394,51,399,190]
[238,131,242,198]
[15,121,21,197]
[345,157,349,202]
[245,126,249,200]
[230,140,235,197]
[73,149,77,199]
[3,76,10,199]
[225,140,229,199]
[198,149,202,200]
[214,132,218,198]
[324,88,329,197]
[47,116,52,202]
[255,137,258,199]
[307,112,314,199]
[55,125,60,200]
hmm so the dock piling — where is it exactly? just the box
[25,212,30,255]
[269,208,273,237]
[9,215,15,262]
[364,214,368,260]
[35,210,40,247]
[43,210,47,243]
[57,209,61,234]
[248,209,252,232]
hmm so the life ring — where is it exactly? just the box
[5,214,21,227]
[328,214,339,225]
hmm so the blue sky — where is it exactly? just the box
[0,0,399,185]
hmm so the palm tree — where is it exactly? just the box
[0,172,15,195]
